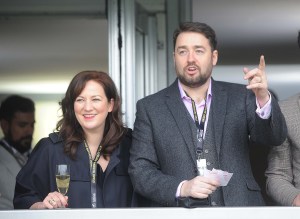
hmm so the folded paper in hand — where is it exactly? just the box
[203,168,233,186]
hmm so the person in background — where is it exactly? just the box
[0,95,35,209]
[265,92,300,206]
[129,22,287,207]
[14,70,142,209]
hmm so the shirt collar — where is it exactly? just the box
[178,79,212,101]
[0,138,31,156]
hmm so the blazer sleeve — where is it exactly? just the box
[265,138,299,205]
[265,95,300,206]
[128,99,182,207]
[246,91,287,147]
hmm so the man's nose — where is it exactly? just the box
[25,125,34,135]
[187,51,196,62]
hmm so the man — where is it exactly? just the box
[129,22,287,207]
[265,93,300,206]
[0,95,35,209]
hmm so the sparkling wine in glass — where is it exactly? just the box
[56,164,70,195]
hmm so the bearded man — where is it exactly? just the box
[0,95,35,209]
[129,22,287,207]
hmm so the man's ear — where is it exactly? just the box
[0,119,9,136]
[212,50,218,66]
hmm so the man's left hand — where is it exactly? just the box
[243,55,270,107]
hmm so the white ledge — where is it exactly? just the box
[1,207,299,219]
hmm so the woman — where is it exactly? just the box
[14,71,139,209]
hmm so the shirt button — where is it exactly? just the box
[204,149,209,153]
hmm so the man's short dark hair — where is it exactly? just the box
[173,22,217,51]
[0,95,35,122]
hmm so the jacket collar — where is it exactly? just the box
[165,78,228,159]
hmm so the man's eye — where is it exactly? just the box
[178,50,188,56]
[195,50,204,54]
[19,124,27,128]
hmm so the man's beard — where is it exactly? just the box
[176,65,211,88]
[177,73,209,88]
[6,133,32,154]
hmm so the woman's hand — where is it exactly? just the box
[30,191,68,209]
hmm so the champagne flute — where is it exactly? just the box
[55,164,70,196]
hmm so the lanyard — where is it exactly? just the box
[84,140,102,208]
[185,92,208,160]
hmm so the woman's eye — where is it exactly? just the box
[76,99,84,102]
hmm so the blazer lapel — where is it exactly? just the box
[165,80,198,163]
[211,79,227,156]
[105,149,120,176]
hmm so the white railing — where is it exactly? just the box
[0,207,299,219]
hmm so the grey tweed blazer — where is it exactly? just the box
[129,78,287,207]
[266,93,300,206]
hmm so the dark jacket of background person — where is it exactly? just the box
[266,93,300,206]
[249,142,273,205]
[129,78,287,207]
[14,129,140,208]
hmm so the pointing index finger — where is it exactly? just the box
[259,55,265,71]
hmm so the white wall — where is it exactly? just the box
[213,64,300,101]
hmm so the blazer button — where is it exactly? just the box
[211,201,217,206]
[204,149,209,153]
[207,161,211,166]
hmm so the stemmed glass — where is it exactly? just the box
[55,164,70,196]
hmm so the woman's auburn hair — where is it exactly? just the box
[56,70,126,159]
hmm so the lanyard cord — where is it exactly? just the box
[84,140,102,208]
[185,92,208,159]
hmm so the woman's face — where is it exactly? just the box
[74,80,114,134]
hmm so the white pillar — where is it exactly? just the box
[107,0,121,91]
[120,0,136,128]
